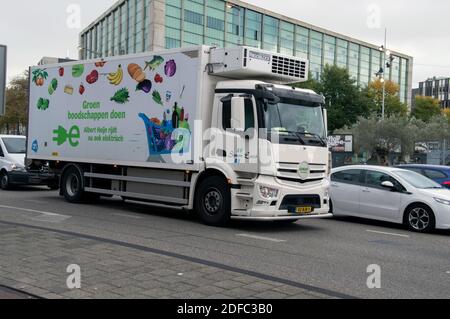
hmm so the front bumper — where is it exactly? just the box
[232,175,331,221]
[9,170,57,186]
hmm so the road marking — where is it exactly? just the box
[236,234,287,243]
[446,271,450,274]
[112,213,143,219]
[0,204,71,223]
[0,204,66,217]
[366,230,410,238]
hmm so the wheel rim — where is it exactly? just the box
[409,207,430,231]
[66,173,80,197]
[203,188,223,215]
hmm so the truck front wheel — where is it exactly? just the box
[196,176,231,227]
[62,166,85,203]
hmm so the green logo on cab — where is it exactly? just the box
[298,162,310,180]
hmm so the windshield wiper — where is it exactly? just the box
[273,130,306,145]
[296,132,327,147]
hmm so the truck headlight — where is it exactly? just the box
[259,186,279,200]
[434,198,450,205]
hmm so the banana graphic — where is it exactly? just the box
[107,65,123,85]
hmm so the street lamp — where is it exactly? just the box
[375,30,395,120]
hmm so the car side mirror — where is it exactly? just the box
[381,181,395,189]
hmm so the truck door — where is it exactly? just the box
[213,93,259,174]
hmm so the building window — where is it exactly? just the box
[295,26,309,57]
[262,15,279,52]
[279,21,294,55]
[324,35,336,66]
[245,9,262,48]
[226,5,243,46]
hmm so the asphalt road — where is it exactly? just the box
[1,186,450,299]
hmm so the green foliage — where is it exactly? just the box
[295,65,371,133]
[110,88,130,104]
[319,65,372,132]
[0,71,29,134]
[412,96,442,122]
[364,79,408,117]
[336,114,450,164]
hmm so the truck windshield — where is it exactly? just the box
[2,138,26,154]
[264,101,326,147]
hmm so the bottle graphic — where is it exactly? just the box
[172,103,179,129]
[180,107,185,122]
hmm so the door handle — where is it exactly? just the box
[362,188,370,193]
[331,183,339,188]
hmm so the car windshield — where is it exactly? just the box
[264,100,326,146]
[394,170,443,189]
[2,138,26,154]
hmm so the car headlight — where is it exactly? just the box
[434,198,450,205]
[11,164,26,172]
[259,186,279,200]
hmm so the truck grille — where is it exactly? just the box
[272,55,307,80]
[276,162,326,183]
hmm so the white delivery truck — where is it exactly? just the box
[27,45,332,226]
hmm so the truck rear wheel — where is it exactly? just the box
[62,166,85,203]
[196,176,231,226]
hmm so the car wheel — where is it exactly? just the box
[405,204,435,233]
[0,171,10,190]
[61,166,86,203]
[196,176,231,227]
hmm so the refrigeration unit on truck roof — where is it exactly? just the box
[209,46,309,83]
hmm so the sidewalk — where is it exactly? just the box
[0,222,332,299]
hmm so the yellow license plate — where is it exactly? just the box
[296,207,313,214]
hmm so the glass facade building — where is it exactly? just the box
[80,0,413,105]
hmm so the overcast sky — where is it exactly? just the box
[1,0,449,87]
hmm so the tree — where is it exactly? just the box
[314,65,370,132]
[0,71,29,135]
[365,79,408,117]
[336,113,450,164]
[293,71,320,92]
[412,96,442,122]
[442,108,450,124]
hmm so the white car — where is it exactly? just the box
[330,165,450,232]
[0,135,58,190]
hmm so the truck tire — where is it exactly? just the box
[196,176,231,226]
[61,166,86,203]
[0,171,10,190]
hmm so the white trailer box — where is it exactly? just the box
[28,47,204,168]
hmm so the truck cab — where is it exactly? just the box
[200,81,331,223]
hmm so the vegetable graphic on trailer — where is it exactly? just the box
[0,45,7,116]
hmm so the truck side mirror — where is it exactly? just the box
[231,97,246,132]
